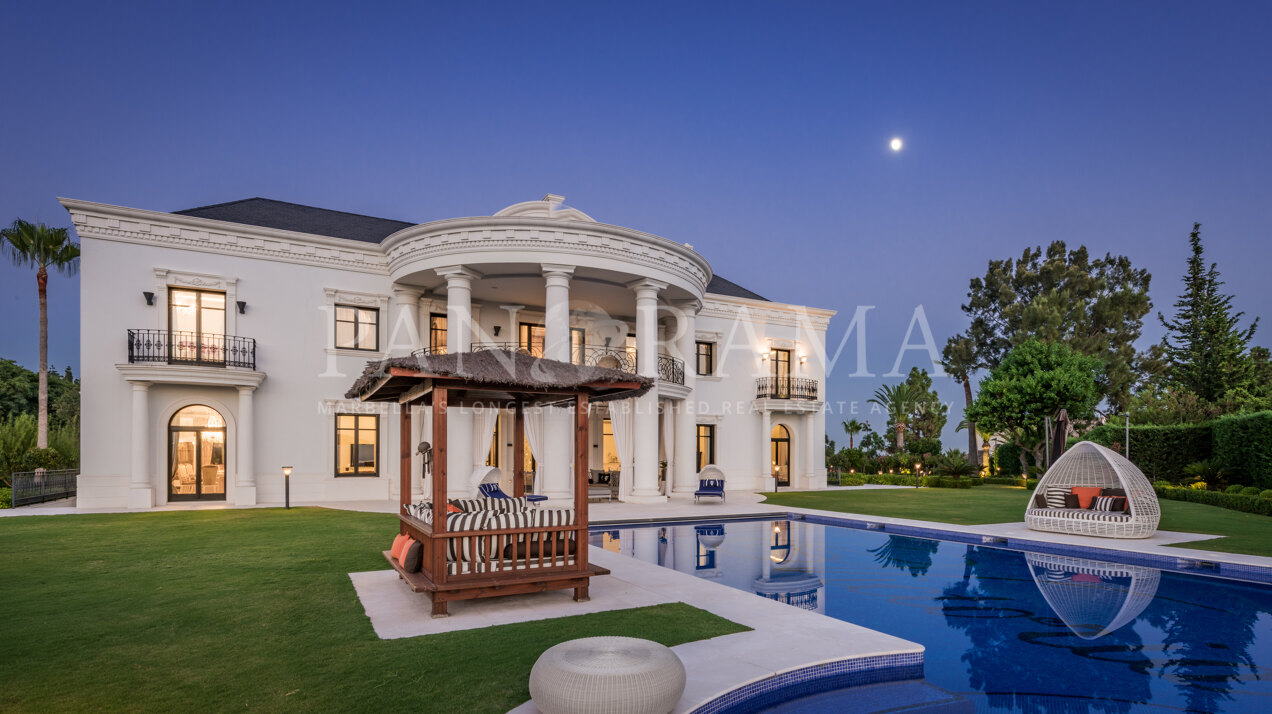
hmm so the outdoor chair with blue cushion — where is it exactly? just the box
[480,482,548,503]
[694,479,725,504]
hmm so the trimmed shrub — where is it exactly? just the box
[1081,421,1212,483]
[1154,485,1272,516]
[995,443,1024,476]
[1260,490,1272,501]
[1212,411,1272,489]
[1225,484,1245,494]
[982,477,1028,487]
[0,487,10,509]
[924,477,974,489]
[1241,486,1262,497]
[1025,478,1039,490]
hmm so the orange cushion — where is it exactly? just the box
[1070,487,1103,509]
[447,503,463,513]
[399,537,416,562]
[390,533,409,559]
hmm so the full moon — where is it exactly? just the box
[890,137,903,151]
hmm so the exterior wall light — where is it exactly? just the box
[142,291,155,306]
[237,301,247,314]
[282,466,293,509]
[493,325,502,336]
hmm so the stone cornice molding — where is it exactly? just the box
[324,287,389,309]
[116,363,266,388]
[61,198,387,275]
[701,296,835,330]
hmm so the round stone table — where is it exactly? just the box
[529,636,687,714]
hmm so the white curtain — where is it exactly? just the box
[609,399,635,501]
[471,407,499,472]
[524,407,545,494]
[661,407,675,496]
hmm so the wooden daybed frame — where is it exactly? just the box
[347,349,652,617]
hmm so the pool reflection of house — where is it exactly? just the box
[594,519,826,613]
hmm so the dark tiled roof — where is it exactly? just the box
[174,198,414,244]
[706,275,768,301]
[173,196,770,300]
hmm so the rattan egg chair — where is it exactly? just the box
[1024,441,1161,538]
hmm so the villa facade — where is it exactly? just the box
[63,194,834,510]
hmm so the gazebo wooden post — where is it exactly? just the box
[513,403,525,498]
[399,403,412,534]
[573,392,589,601]
[431,386,448,615]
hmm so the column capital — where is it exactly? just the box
[391,285,424,302]
[627,278,668,298]
[129,380,153,390]
[672,298,702,314]
[236,385,258,395]
[435,266,482,284]
[541,263,576,278]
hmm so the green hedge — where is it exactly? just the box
[1154,484,1272,516]
[0,487,10,509]
[1212,411,1272,489]
[1081,421,1212,482]
[982,476,1028,487]
[924,477,974,489]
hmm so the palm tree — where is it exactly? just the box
[869,383,920,452]
[841,419,869,449]
[942,335,980,467]
[3,220,80,451]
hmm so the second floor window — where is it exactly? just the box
[335,305,378,351]
[571,327,585,365]
[696,341,714,376]
[430,313,447,354]
[519,323,546,357]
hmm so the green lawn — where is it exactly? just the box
[0,508,747,713]
[762,486,1272,557]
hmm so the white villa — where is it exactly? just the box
[62,194,834,510]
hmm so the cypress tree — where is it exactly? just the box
[1158,223,1259,402]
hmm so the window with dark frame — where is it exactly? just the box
[335,305,379,351]
[519,323,546,357]
[335,414,378,476]
[696,424,716,471]
[429,313,448,354]
[695,341,714,376]
[570,327,585,365]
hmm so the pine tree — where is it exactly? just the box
[1158,223,1259,402]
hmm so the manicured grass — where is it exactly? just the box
[0,508,747,713]
[762,485,1272,557]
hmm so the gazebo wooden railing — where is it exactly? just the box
[346,350,652,617]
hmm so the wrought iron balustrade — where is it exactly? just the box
[756,376,818,400]
[412,343,686,385]
[127,329,257,369]
[582,345,637,373]
[657,354,685,385]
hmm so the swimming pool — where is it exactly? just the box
[590,517,1272,713]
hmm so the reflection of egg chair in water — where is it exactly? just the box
[1025,552,1160,639]
[695,524,726,550]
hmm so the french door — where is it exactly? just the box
[168,405,227,501]
[771,349,792,398]
[169,288,227,365]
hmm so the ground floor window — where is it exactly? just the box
[486,419,500,468]
[601,418,620,472]
[771,423,791,487]
[336,414,378,476]
[696,424,716,471]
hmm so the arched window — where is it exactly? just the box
[771,424,791,487]
[168,405,227,501]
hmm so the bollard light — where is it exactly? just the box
[282,466,293,509]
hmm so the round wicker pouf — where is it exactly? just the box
[529,636,686,714]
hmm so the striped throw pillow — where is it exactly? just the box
[1093,496,1120,511]
[1045,488,1069,509]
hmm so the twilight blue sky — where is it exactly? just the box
[2,1,1270,446]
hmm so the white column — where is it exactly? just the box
[436,266,480,353]
[804,412,817,490]
[236,386,257,505]
[541,265,574,361]
[632,526,660,565]
[673,301,699,494]
[759,409,774,491]
[629,278,668,502]
[128,381,153,509]
[390,286,423,355]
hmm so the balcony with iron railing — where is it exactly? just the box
[127,329,257,369]
[412,343,685,385]
[755,376,818,400]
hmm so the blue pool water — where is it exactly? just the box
[590,518,1272,713]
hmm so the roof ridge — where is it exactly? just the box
[176,197,415,226]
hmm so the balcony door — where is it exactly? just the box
[770,349,792,398]
[168,405,227,501]
[169,288,226,365]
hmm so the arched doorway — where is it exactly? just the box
[168,405,227,501]
[771,424,791,487]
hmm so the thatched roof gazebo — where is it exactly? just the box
[347,349,652,616]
